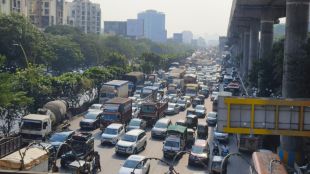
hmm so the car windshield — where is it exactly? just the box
[122,134,137,142]
[165,140,179,148]
[90,105,101,110]
[49,133,68,142]
[154,122,167,128]
[168,103,175,108]
[85,113,98,120]
[212,92,218,96]
[129,120,141,126]
[123,159,143,169]
[104,128,118,135]
[177,100,186,104]
[196,105,204,110]
[192,145,205,154]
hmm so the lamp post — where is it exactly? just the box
[12,43,29,67]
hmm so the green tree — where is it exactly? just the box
[105,52,128,67]
[0,14,53,68]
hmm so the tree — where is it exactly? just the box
[0,14,53,68]
[47,34,84,73]
[0,55,32,135]
[105,52,128,68]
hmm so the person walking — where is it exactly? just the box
[94,151,101,172]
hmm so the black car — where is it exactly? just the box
[49,131,75,157]
[79,110,102,130]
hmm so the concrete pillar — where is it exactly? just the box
[242,32,250,77]
[259,20,274,59]
[280,0,310,166]
[248,21,260,72]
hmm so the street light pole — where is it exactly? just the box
[13,43,29,67]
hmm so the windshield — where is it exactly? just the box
[103,114,119,121]
[165,140,180,148]
[154,122,167,128]
[168,103,175,108]
[123,159,143,169]
[177,100,186,104]
[104,128,118,135]
[186,89,196,94]
[49,133,68,142]
[129,120,141,126]
[141,105,156,113]
[21,120,42,131]
[85,113,98,120]
[192,145,205,154]
[121,134,137,142]
[196,105,204,110]
[212,92,219,96]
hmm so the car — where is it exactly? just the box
[195,105,206,118]
[49,131,75,157]
[192,97,204,108]
[214,125,229,143]
[101,123,125,145]
[185,114,198,129]
[88,104,103,112]
[79,110,102,130]
[151,118,172,139]
[115,129,147,155]
[127,118,147,131]
[188,139,209,166]
[207,112,217,127]
[211,91,219,101]
[164,103,181,115]
[176,98,189,111]
[167,94,178,103]
[118,155,150,174]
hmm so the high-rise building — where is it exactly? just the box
[219,36,227,53]
[173,33,183,44]
[126,19,144,39]
[182,31,193,44]
[27,0,58,28]
[104,21,127,36]
[67,0,101,34]
[138,10,166,43]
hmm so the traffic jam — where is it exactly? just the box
[0,50,288,174]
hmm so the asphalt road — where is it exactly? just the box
[63,97,250,174]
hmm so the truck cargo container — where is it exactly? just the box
[122,72,145,96]
[99,80,129,103]
[100,97,132,130]
[139,99,168,126]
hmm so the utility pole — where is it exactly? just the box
[13,43,29,68]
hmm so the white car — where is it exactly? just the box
[195,105,206,118]
[88,104,103,112]
[101,123,125,145]
[118,155,150,174]
[115,129,147,155]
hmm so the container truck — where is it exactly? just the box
[100,97,132,131]
[141,86,159,101]
[99,80,129,103]
[20,100,70,144]
[122,72,145,96]
[184,74,197,84]
[139,98,168,126]
[147,74,158,83]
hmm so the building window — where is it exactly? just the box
[45,9,49,15]
[72,10,75,16]
[44,2,49,8]
[2,0,5,4]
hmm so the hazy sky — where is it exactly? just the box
[91,0,233,38]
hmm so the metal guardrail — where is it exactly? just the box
[0,136,21,158]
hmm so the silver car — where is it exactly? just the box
[101,123,125,145]
[115,129,147,155]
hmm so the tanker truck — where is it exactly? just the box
[20,100,70,144]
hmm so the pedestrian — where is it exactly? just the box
[94,151,101,172]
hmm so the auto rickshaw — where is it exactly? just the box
[175,119,187,127]
[211,155,224,174]
[185,114,198,128]
[197,122,208,139]
[197,94,205,102]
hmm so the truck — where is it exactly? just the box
[141,86,159,101]
[0,146,49,172]
[100,97,132,131]
[167,68,186,84]
[147,74,158,83]
[185,84,199,98]
[139,98,168,126]
[172,79,185,92]
[99,80,129,104]
[20,100,70,144]
[184,74,197,84]
[122,72,145,96]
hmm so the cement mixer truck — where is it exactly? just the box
[20,100,70,144]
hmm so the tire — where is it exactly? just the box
[142,142,147,150]
[133,148,137,154]
[146,166,150,174]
